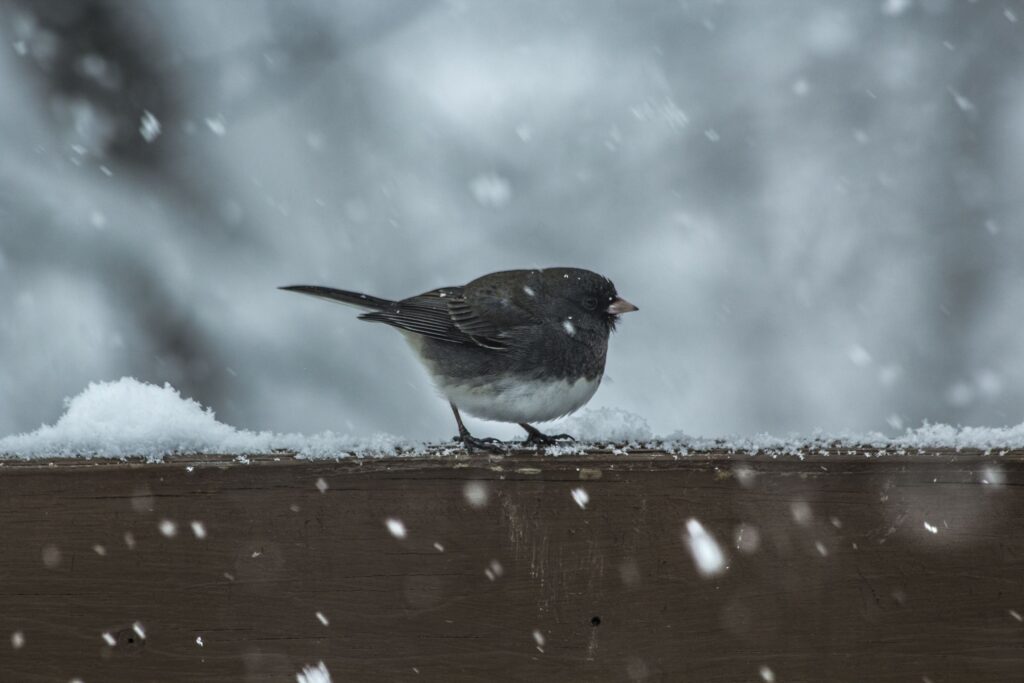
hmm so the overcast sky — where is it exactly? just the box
[1,0,1023,442]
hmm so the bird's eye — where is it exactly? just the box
[582,296,599,311]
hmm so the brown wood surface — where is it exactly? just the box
[1,449,1023,682]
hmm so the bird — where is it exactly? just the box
[280,268,637,450]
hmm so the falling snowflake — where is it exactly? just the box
[981,466,1006,485]
[484,559,504,581]
[41,544,61,569]
[205,116,227,136]
[790,502,812,526]
[139,110,161,142]
[848,344,872,367]
[683,518,726,577]
[882,0,911,16]
[469,173,512,208]
[571,488,589,509]
[948,88,975,113]
[385,518,407,539]
[734,524,760,554]
[463,481,489,508]
[296,661,332,683]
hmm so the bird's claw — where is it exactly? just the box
[523,432,576,447]
[456,434,507,453]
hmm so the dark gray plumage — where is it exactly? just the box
[281,267,637,449]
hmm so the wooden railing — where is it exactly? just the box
[1,447,1022,682]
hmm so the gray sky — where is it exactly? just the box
[1,0,1023,442]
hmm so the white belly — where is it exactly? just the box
[437,375,600,423]
[400,332,601,423]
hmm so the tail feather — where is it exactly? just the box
[278,285,394,311]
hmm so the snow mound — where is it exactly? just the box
[660,422,1024,456]
[554,407,653,443]
[891,422,1024,451]
[0,378,412,461]
[2,378,1023,461]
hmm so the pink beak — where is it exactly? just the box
[607,297,638,315]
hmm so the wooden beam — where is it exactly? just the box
[1,449,1022,682]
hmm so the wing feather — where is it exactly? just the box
[359,279,542,352]
[358,287,508,350]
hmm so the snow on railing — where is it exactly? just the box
[1,378,1023,461]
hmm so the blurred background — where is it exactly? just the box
[1,0,1022,442]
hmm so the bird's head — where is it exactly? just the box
[540,268,638,333]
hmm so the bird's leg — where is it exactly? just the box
[519,423,576,446]
[450,403,505,452]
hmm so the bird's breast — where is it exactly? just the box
[438,375,601,424]
[400,328,605,423]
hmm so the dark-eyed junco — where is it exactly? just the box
[281,268,637,450]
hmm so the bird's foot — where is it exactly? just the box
[522,431,576,447]
[455,433,507,453]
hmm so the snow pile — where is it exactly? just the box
[0,378,412,461]
[1,378,1023,461]
[661,422,1024,456]
[552,407,1024,455]
[554,407,654,444]
[890,422,1024,452]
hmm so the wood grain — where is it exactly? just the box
[1,449,1023,682]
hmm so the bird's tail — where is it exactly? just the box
[278,285,395,311]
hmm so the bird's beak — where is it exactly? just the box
[607,297,638,315]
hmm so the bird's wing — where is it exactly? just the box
[447,283,539,344]
[356,287,503,350]
[359,283,540,351]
